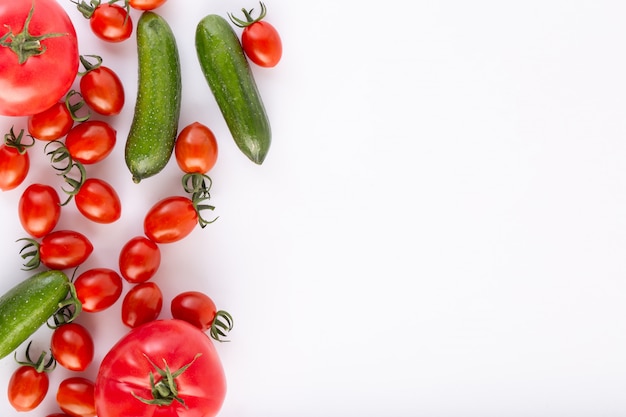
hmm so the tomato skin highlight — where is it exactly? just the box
[8,365,49,411]
[144,196,198,244]
[0,143,29,191]
[80,65,125,115]
[56,377,96,417]
[90,3,133,42]
[40,230,94,270]
[65,120,117,165]
[121,282,163,328]
[75,178,122,223]
[51,323,95,371]
[27,101,74,141]
[74,268,123,312]
[175,122,219,174]
[119,236,161,283]
[95,319,226,417]
[19,183,61,238]
[242,20,283,67]
[0,0,79,116]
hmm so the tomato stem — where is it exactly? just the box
[4,126,35,155]
[0,0,68,64]
[228,1,267,28]
[182,173,218,227]
[210,310,234,342]
[17,238,41,271]
[14,341,56,373]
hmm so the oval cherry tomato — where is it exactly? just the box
[89,3,133,42]
[129,0,167,10]
[8,366,49,411]
[80,63,124,116]
[230,2,282,68]
[121,282,163,328]
[51,323,94,372]
[0,0,79,116]
[118,236,161,283]
[39,230,94,270]
[56,377,96,417]
[65,120,116,165]
[27,101,74,141]
[175,122,218,174]
[171,291,218,332]
[19,183,61,237]
[0,131,31,191]
[144,196,198,244]
[74,268,123,312]
[46,414,72,417]
[74,178,121,224]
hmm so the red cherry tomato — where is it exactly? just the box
[121,282,163,328]
[8,366,49,411]
[38,230,94,270]
[51,323,94,372]
[0,0,79,116]
[230,2,282,68]
[119,236,161,283]
[171,291,218,332]
[74,268,123,312]
[0,128,32,191]
[56,377,96,417]
[46,414,72,417]
[27,101,74,141]
[87,3,133,43]
[144,196,198,244]
[74,177,121,224]
[18,183,61,237]
[175,122,219,174]
[65,120,116,165]
[79,60,124,116]
[129,0,167,10]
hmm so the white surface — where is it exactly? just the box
[1,0,626,416]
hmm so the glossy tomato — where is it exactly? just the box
[144,196,198,244]
[95,319,226,417]
[171,291,218,332]
[8,366,49,411]
[65,120,116,164]
[27,101,74,141]
[121,282,163,328]
[74,268,123,312]
[175,122,218,174]
[0,129,32,191]
[19,183,61,237]
[38,230,93,270]
[80,61,124,115]
[129,0,167,10]
[74,177,121,223]
[230,2,282,67]
[119,236,161,283]
[0,0,79,116]
[89,3,133,42]
[56,377,96,417]
[51,323,94,372]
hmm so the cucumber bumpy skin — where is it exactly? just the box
[0,270,71,359]
[195,14,271,165]
[125,11,182,183]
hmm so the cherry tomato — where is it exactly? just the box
[230,2,282,68]
[129,0,167,10]
[51,323,94,371]
[8,366,49,411]
[74,268,123,312]
[121,282,163,328]
[74,177,121,224]
[19,183,61,238]
[27,101,74,141]
[0,128,32,191]
[80,61,124,115]
[65,120,116,165]
[119,236,161,283]
[171,291,217,332]
[46,414,72,417]
[0,0,79,116]
[89,3,133,42]
[175,122,219,174]
[144,196,198,244]
[38,230,94,270]
[56,377,96,417]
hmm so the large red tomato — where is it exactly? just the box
[0,0,79,116]
[95,319,226,417]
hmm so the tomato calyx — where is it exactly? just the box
[4,126,35,155]
[14,341,56,374]
[210,310,234,342]
[64,90,91,123]
[45,140,87,205]
[182,173,218,228]
[0,1,69,64]
[78,54,104,75]
[48,292,83,329]
[131,353,202,407]
[18,238,43,270]
[228,1,267,28]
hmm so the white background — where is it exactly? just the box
[1,0,626,416]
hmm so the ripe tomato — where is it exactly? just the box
[171,291,217,332]
[19,183,61,237]
[56,377,96,417]
[65,120,116,165]
[119,236,161,283]
[0,0,79,116]
[27,101,74,141]
[51,322,94,372]
[8,366,49,411]
[230,2,282,68]
[74,177,121,223]
[129,0,167,10]
[89,3,133,42]
[46,414,72,417]
[74,268,123,312]
[80,61,124,116]
[0,129,32,191]
[39,230,94,270]
[95,319,226,417]
[144,196,198,244]
[175,122,219,174]
[121,282,163,328]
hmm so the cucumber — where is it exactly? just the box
[195,14,271,165]
[125,11,181,183]
[0,270,71,359]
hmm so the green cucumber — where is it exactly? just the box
[125,11,181,183]
[195,14,271,165]
[0,270,71,359]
